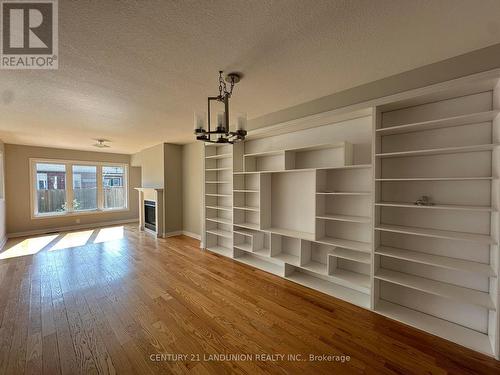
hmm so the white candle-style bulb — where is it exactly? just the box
[217,112,226,129]
[194,112,205,130]
[236,112,247,130]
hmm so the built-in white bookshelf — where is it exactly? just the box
[373,79,500,358]
[226,117,373,309]
[203,143,234,257]
[201,72,500,359]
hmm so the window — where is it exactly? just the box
[34,163,67,215]
[31,159,128,218]
[72,165,97,211]
[102,166,126,209]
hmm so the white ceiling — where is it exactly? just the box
[1,0,500,154]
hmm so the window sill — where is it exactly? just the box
[32,207,129,220]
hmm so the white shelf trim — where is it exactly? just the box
[376,110,500,136]
[376,144,499,159]
[375,224,496,245]
[375,269,495,310]
[375,202,495,212]
[375,246,496,276]
[316,213,371,224]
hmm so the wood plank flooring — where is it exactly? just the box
[0,224,499,374]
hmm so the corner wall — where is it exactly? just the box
[181,142,203,238]
[164,143,183,235]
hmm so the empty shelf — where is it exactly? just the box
[375,269,495,310]
[376,144,499,158]
[206,167,232,171]
[272,253,300,266]
[376,110,500,136]
[266,227,315,241]
[286,272,370,309]
[244,150,285,158]
[234,206,260,212]
[300,261,328,275]
[317,191,371,196]
[317,164,372,170]
[234,243,253,252]
[206,245,233,257]
[233,171,261,175]
[206,217,232,225]
[206,229,232,239]
[375,202,495,212]
[234,222,260,230]
[330,248,371,264]
[375,300,494,357]
[205,193,232,197]
[234,254,283,276]
[316,237,371,253]
[316,213,371,224]
[375,246,495,276]
[205,153,232,159]
[375,224,496,245]
[205,181,232,184]
[330,269,371,294]
[253,248,271,258]
[376,177,493,182]
[233,228,258,237]
[234,189,260,193]
[206,205,232,212]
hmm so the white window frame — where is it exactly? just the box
[30,158,129,219]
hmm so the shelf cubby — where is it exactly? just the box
[375,268,494,310]
[375,246,495,276]
[299,242,332,275]
[283,142,353,170]
[270,234,302,266]
[243,150,285,172]
[285,267,371,308]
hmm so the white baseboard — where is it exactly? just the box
[164,230,183,237]
[164,230,201,240]
[7,219,139,239]
[182,231,201,240]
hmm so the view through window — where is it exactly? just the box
[35,163,67,214]
[33,161,127,217]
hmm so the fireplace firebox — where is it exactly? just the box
[144,200,156,232]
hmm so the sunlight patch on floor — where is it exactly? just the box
[0,234,58,259]
[49,230,94,251]
[94,226,124,243]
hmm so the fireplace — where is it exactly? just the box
[144,200,156,231]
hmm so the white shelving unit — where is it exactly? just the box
[203,143,234,257]
[373,79,500,358]
[201,72,500,359]
[229,119,374,309]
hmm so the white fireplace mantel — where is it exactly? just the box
[135,187,164,238]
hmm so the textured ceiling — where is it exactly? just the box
[1,0,500,153]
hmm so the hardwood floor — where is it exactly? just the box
[0,225,499,374]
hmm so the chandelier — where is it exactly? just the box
[194,71,247,144]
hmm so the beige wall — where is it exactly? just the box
[164,143,183,234]
[181,142,203,237]
[4,144,140,236]
[131,143,164,188]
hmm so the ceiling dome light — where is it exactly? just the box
[93,139,111,148]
